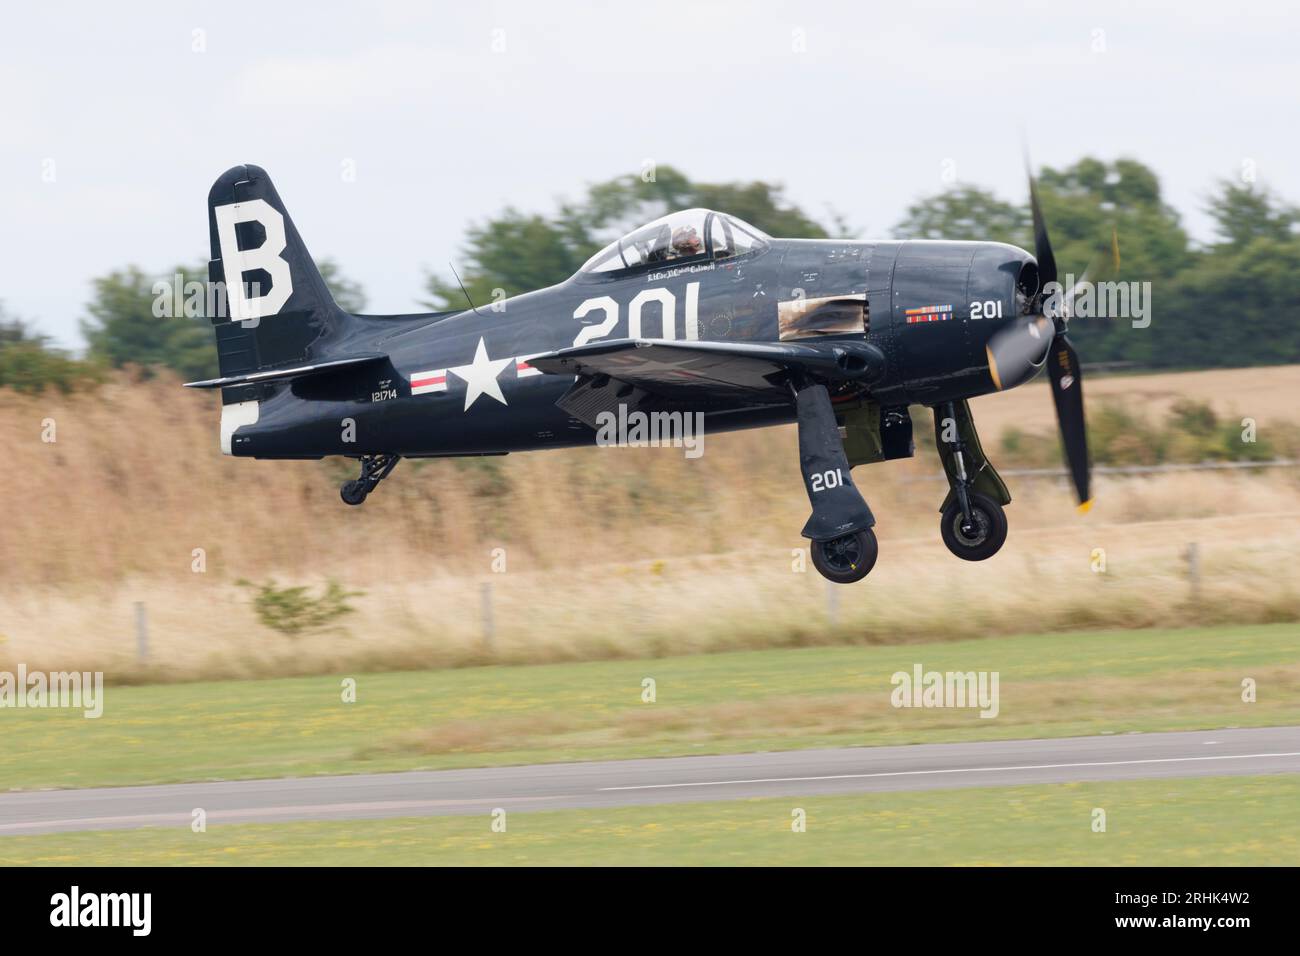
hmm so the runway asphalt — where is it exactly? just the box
[1,726,1296,835]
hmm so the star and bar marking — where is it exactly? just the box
[408,338,545,410]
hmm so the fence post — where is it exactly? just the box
[134,601,149,662]
[825,580,839,627]
[1184,542,1201,602]
[480,581,495,652]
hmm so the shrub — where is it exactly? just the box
[998,397,1291,468]
[238,579,365,637]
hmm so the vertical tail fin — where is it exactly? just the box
[206,165,347,379]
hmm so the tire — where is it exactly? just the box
[810,528,879,584]
[340,480,369,506]
[940,492,1007,561]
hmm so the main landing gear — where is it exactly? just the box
[933,400,1010,561]
[793,389,1013,581]
[795,381,879,585]
[340,453,401,506]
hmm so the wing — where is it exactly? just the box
[527,338,884,428]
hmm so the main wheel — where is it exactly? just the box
[940,492,1007,561]
[810,528,879,584]
[340,480,369,506]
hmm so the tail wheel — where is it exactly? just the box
[940,492,1007,561]
[810,528,879,584]
[340,480,369,506]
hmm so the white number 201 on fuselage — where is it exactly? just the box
[572,281,701,348]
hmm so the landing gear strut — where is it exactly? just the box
[340,453,401,506]
[934,401,1008,560]
[795,380,878,584]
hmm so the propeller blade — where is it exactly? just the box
[1024,154,1094,510]
[1046,333,1091,509]
[1028,175,1058,292]
[985,315,1054,391]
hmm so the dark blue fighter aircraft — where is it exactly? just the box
[187,165,1092,584]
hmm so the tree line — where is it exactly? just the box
[3,157,1297,394]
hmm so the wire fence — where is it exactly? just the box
[911,458,1299,482]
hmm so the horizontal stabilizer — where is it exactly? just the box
[183,353,387,389]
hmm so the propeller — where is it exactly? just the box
[1029,168,1092,511]
[985,166,1094,511]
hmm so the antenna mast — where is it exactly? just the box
[448,262,483,317]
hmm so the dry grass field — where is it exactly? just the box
[1,365,1298,681]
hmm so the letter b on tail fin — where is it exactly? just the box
[213,198,292,322]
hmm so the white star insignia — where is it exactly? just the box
[449,337,513,411]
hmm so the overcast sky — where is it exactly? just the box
[2,0,1295,349]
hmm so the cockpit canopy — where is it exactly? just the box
[580,208,770,275]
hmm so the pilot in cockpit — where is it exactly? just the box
[670,225,703,259]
